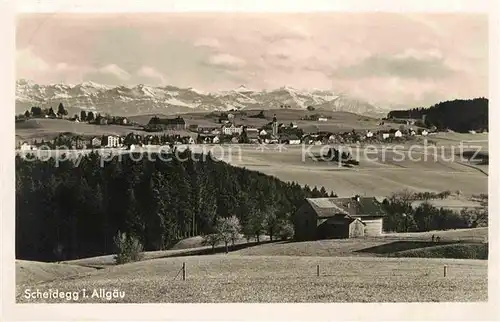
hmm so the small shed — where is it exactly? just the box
[293,196,387,241]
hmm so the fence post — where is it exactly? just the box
[317,264,320,277]
[443,265,447,277]
[182,262,186,281]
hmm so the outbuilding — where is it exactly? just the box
[293,196,386,240]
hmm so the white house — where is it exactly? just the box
[212,136,220,144]
[382,133,390,140]
[318,117,328,122]
[104,135,121,148]
[20,142,35,151]
[259,129,268,136]
[469,130,476,134]
[394,130,403,138]
[286,134,301,145]
[222,123,243,136]
[410,130,416,136]
[366,131,374,138]
[187,137,195,144]
[421,130,429,136]
[91,137,102,147]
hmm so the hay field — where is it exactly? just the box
[177,109,403,133]
[220,144,488,197]
[15,119,196,144]
[16,260,96,286]
[16,255,487,303]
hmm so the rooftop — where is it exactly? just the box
[305,196,386,218]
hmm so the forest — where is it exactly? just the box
[15,150,332,261]
[387,98,488,132]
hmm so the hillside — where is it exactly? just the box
[387,98,488,132]
[16,150,329,262]
[16,255,487,303]
[16,79,386,117]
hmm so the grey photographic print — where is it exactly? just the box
[11,2,490,314]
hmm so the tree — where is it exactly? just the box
[87,111,95,122]
[24,110,31,118]
[30,106,42,117]
[263,209,278,241]
[276,219,294,240]
[216,216,241,253]
[202,233,220,252]
[242,208,265,243]
[80,110,87,122]
[307,105,315,111]
[113,231,144,264]
[48,107,56,118]
[57,103,68,117]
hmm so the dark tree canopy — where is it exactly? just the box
[16,152,331,261]
[387,98,488,132]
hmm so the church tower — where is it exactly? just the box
[272,114,278,137]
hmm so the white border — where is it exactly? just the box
[2,0,499,321]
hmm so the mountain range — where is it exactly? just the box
[16,79,388,117]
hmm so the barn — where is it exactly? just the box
[293,196,386,241]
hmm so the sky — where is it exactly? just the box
[16,13,488,108]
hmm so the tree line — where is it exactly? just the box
[387,98,488,132]
[15,150,333,262]
[381,190,488,233]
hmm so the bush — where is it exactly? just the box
[113,231,144,264]
[277,219,294,240]
[202,233,221,250]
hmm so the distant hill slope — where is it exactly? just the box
[16,79,386,117]
[387,98,488,132]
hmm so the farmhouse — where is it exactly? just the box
[116,117,129,125]
[102,135,121,148]
[318,117,328,122]
[293,196,386,240]
[20,142,35,151]
[91,137,102,147]
[394,130,403,138]
[222,123,243,136]
[148,116,186,130]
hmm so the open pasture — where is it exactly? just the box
[222,145,488,197]
[16,255,487,303]
[15,119,196,144]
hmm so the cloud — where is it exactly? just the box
[16,47,50,74]
[83,64,132,85]
[331,54,455,79]
[194,38,221,49]
[136,66,166,84]
[97,64,130,80]
[98,64,131,80]
[206,53,246,70]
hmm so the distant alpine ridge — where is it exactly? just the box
[16,79,386,116]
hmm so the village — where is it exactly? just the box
[16,104,438,151]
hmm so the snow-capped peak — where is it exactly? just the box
[16,79,383,117]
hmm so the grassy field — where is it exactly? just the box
[219,144,488,197]
[391,243,488,260]
[16,255,487,303]
[15,118,196,144]
[16,260,96,286]
[15,115,488,199]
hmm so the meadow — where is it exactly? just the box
[16,254,487,303]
